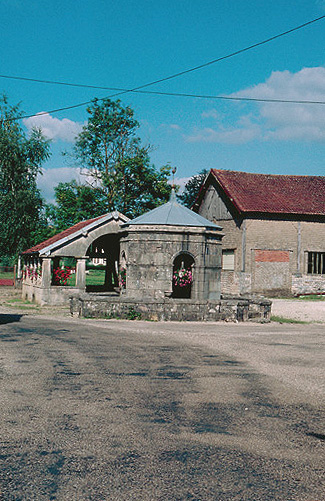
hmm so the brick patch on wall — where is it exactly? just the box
[255,250,290,263]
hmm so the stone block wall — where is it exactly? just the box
[120,226,222,301]
[292,274,325,296]
[70,294,271,323]
[23,282,81,305]
[209,218,325,296]
[251,250,292,296]
[221,271,251,295]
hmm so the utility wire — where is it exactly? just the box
[136,89,325,105]
[0,73,114,91]
[11,89,325,123]
[106,13,325,91]
[2,13,325,93]
[15,88,325,119]
[3,13,325,120]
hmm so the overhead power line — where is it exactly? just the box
[12,89,325,123]
[14,88,325,119]
[135,89,325,105]
[108,13,325,91]
[2,13,325,121]
[2,13,325,93]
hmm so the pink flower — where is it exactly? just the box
[173,268,193,287]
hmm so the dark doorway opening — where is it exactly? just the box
[172,253,194,299]
[86,235,120,293]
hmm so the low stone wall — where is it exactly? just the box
[70,294,271,323]
[221,270,325,297]
[22,283,83,306]
[292,274,325,296]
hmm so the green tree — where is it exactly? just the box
[109,148,173,219]
[75,98,139,179]
[73,98,172,218]
[177,169,208,208]
[47,180,110,232]
[0,95,50,261]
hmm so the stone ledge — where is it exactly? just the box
[70,294,271,323]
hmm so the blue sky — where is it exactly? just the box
[1,0,325,201]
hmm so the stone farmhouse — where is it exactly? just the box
[193,169,325,297]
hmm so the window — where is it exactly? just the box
[222,250,235,271]
[307,252,325,274]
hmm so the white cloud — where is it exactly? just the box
[201,108,220,119]
[185,66,325,144]
[316,0,325,12]
[37,167,83,203]
[236,67,325,102]
[233,66,325,142]
[160,123,182,131]
[173,176,191,192]
[186,121,260,144]
[169,124,181,130]
[24,113,84,143]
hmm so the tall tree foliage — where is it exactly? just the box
[73,98,172,219]
[47,180,110,233]
[177,169,209,208]
[0,95,50,260]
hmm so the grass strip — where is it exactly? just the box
[271,315,309,324]
[298,294,325,301]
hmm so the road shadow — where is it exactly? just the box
[0,314,23,325]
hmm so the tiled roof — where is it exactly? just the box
[126,190,222,229]
[23,212,126,255]
[209,169,325,216]
[23,216,104,254]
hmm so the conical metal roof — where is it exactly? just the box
[125,190,222,229]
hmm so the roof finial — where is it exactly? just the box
[172,167,177,189]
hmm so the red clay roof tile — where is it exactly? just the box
[210,169,325,215]
[23,215,105,254]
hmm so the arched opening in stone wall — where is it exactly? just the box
[119,251,127,290]
[86,234,120,292]
[172,252,194,299]
[51,257,76,286]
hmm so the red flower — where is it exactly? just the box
[53,267,72,286]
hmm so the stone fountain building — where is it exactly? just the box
[120,190,223,302]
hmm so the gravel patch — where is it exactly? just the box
[271,298,325,323]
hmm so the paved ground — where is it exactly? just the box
[0,306,324,500]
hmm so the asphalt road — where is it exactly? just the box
[0,313,324,500]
